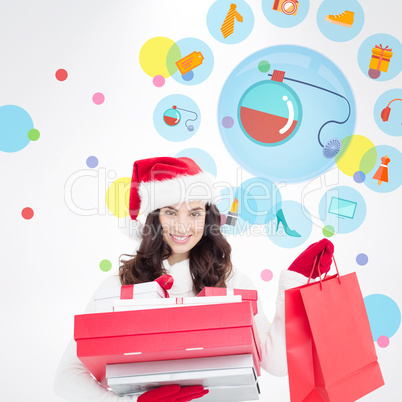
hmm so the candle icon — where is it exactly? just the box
[226,198,239,226]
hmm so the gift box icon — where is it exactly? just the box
[368,44,393,79]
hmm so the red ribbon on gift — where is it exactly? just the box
[375,44,392,52]
[120,274,174,299]
[374,44,392,70]
[154,274,174,298]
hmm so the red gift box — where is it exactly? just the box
[197,287,258,315]
[74,302,261,384]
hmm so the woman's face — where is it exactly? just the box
[159,201,207,260]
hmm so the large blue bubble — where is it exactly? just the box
[218,45,356,183]
[364,294,401,341]
[0,105,34,153]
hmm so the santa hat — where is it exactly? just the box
[128,156,220,237]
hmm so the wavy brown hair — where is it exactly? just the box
[119,203,233,294]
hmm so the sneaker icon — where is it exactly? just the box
[325,10,354,28]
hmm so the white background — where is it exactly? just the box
[0,0,401,401]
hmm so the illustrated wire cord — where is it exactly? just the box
[267,74,351,147]
[386,98,402,107]
[176,107,198,129]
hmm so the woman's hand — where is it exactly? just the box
[288,239,334,279]
[138,384,209,402]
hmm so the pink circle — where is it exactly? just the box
[21,207,34,220]
[368,69,381,79]
[377,335,390,348]
[261,269,273,282]
[92,92,105,105]
[220,213,227,226]
[153,75,165,87]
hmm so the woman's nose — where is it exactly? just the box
[173,215,191,232]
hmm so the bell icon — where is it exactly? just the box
[372,155,390,185]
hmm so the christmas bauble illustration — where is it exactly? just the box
[163,106,181,126]
[238,78,302,146]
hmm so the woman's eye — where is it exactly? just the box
[166,210,175,215]
[191,212,200,217]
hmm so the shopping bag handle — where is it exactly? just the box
[307,252,341,290]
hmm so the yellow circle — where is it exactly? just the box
[335,135,376,177]
[106,177,131,218]
[139,37,179,78]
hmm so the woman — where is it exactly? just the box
[54,156,334,402]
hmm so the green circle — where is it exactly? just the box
[359,146,378,174]
[322,225,335,238]
[99,259,112,272]
[166,43,182,77]
[28,128,40,141]
[258,61,270,73]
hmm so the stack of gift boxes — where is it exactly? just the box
[74,280,261,401]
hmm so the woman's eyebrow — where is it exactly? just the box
[164,206,205,212]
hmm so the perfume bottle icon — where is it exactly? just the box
[163,105,198,132]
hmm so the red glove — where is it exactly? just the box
[138,385,209,402]
[154,274,174,297]
[288,239,334,279]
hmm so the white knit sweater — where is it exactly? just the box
[53,258,307,401]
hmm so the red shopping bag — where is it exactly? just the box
[285,256,384,401]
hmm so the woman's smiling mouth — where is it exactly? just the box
[170,234,191,244]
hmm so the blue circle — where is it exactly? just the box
[356,253,368,265]
[175,148,217,178]
[353,171,365,183]
[86,156,99,168]
[216,177,283,235]
[237,80,302,147]
[238,177,282,225]
[154,95,201,141]
[317,0,364,42]
[218,45,356,183]
[361,145,402,193]
[357,34,402,81]
[207,0,254,44]
[265,200,312,248]
[168,38,214,86]
[262,0,309,28]
[182,71,194,81]
[318,186,366,234]
[0,105,34,153]
[364,294,401,341]
[374,88,402,137]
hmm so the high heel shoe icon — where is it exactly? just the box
[276,209,301,237]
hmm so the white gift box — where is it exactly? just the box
[95,282,166,313]
[106,354,259,401]
[113,295,242,312]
